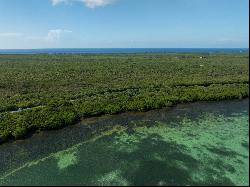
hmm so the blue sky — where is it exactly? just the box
[0,0,248,49]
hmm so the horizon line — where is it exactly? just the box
[0,47,249,50]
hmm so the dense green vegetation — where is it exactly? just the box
[0,52,249,143]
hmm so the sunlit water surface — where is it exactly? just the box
[0,99,248,186]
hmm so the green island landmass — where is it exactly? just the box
[0,52,249,143]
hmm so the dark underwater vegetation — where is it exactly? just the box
[0,99,248,185]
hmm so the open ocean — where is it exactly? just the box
[0,48,248,54]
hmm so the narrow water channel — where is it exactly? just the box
[0,99,248,186]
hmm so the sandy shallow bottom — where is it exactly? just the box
[0,99,249,186]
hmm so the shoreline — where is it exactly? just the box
[1,97,249,146]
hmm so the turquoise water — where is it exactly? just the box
[0,99,248,186]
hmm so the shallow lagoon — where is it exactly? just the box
[0,99,248,186]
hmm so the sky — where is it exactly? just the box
[0,0,249,49]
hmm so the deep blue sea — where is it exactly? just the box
[0,48,248,54]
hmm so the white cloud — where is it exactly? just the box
[51,0,68,6]
[0,29,74,48]
[83,0,113,8]
[51,0,114,8]
[0,30,72,43]
[0,33,23,37]
[45,29,72,42]
[24,29,72,42]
